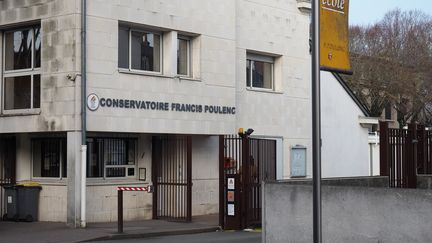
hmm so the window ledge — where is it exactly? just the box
[28,179,67,186]
[1,109,41,117]
[87,179,149,186]
[118,69,202,82]
[246,88,284,94]
[177,76,201,82]
[118,69,173,79]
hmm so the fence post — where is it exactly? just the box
[417,125,426,174]
[241,137,250,229]
[118,190,123,233]
[219,135,225,229]
[186,136,192,222]
[407,124,418,188]
[379,121,389,176]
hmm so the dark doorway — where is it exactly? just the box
[152,136,192,222]
[219,135,276,230]
[0,136,16,220]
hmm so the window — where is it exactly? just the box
[246,53,274,90]
[3,26,41,111]
[177,37,190,76]
[32,138,67,178]
[118,26,161,73]
[87,138,136,178]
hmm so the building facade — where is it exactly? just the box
[0,0,312,225]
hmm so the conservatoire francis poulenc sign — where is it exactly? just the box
[87,93,236,115]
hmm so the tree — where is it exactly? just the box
[343,9,432,127]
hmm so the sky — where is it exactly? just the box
[349,0,432,26]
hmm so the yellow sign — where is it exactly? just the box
[320,0,352,74]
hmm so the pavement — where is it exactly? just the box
[0,214,220,243]
[91,231,262,243]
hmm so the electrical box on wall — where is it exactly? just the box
[290,145,307,177]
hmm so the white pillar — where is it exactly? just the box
[163,31,178,76]
[80,145,87,227]
[66,131,83,227]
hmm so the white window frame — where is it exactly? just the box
[121,28,163,75]
[177,36,191,77]
[2,26,41,114]
[87,137,137,180]
[31,138,67,180]
[246,53,275,91]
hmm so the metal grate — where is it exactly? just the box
[220,135,276,229]
[417,127,432,175]
[0,137,16,220]
[152,136,192,222]
[380,122,417,188]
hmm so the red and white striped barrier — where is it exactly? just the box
[117,186,152,192]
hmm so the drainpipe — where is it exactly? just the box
[81,0,87,228]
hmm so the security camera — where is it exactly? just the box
[238,128,254,138]
[245,128,254,136]
[66,73,81,82]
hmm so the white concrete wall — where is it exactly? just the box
[321,72,370,178]
[191,136,219,216]
[85,0,237,135]
[2,0,315,222]
[234,0,312,178]
[0,0,81,133]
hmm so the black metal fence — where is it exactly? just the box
[380,122,432,188]
[417,126,432,175]
[0,137,16,220]
[152,136,192,222]
[220,135,276,229]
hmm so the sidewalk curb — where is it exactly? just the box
[81,226,221,242]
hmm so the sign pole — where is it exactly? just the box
[312,0,322,242]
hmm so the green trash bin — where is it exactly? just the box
[3,183,41,222]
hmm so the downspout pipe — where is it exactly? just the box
[80,0,87,228]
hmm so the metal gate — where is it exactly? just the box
[152,136,192,222]
[0,137,16,220]
[380,122,417,188]
[219,135,276,230]
[417,125,432,175]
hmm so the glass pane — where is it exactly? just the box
[128,168,135,176]
[33,75,41,108]
[32,140,42,177]
[4,76,31,110]
[104,139,127,166]
[33,139,61,178]
[127,139,136,165]
[177,39,189,75]
[34,27,41,68]
[118,26,129,69]
[5,29,33,71]
[106,167,126,177]
[246,60,251,87]
[62,139,67,178]
[86,139,103,178]
[252,61,273,89]
[131,31,161,72]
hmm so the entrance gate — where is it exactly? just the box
[152,136,192,222]
[0,137,16,220]
[219,135,276,230]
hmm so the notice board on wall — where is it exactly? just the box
[290,145,307,177]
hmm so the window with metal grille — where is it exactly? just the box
[87,138,136,178]
[3,25,41,112]
[32,138,67,179]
